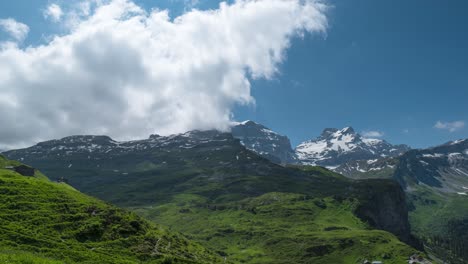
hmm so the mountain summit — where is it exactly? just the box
[295,127,410,167]
[231,120,296,164]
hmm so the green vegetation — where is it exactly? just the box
[0,250,64,264]
[133,192,417,264]
[407,187,468,263]
[0,155,221,263]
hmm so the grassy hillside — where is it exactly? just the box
[0,155,221,263]
[133,192,418,264]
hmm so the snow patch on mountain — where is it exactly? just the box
[450,139,467,145]
[422,153,445,158]
[295,127,410,167]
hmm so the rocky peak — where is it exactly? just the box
[341,126,356,135]
[321,128,339,137]
[231,120,296,164]
[149,134,161,140]
[318,127,360,146]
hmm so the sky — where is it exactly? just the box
[0,0,467,150]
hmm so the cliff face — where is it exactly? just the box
[352,179,421,248]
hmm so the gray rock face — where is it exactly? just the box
[353,179,419,248]
[231,121,296,164]
[295,127,410,167]
[13,165,35,176]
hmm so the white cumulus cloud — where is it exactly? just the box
[434,120,465,132]
[0,18,29,42]
[362,130,384,138]
[43,4,64,22]
[0,0,328,149]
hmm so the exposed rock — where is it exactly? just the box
[353,179,422,249]
[13,165,35,176]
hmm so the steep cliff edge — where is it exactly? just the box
[352,179,421,249]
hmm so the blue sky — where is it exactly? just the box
[0,0,467,149]
[236,0,468,148]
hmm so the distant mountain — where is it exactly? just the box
[4,131,234,165]
[338,138,468,194]
[230,123,410,167]
[394,139,468,193]
[295,127,410,168]
[231,120,296,164]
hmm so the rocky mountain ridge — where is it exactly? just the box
[334,139,468,194]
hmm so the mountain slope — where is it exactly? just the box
[231,121,296,164]
[0,155,221,263]
[295,127,410,167]
[3,132,423,263]
[332,139,468,263]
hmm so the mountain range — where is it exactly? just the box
[2,129,423,263]
[231,121,410,167]
[2,121,468,263]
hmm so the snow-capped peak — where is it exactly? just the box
[295,127,410,167]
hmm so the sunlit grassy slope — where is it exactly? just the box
[0,155,221,264]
